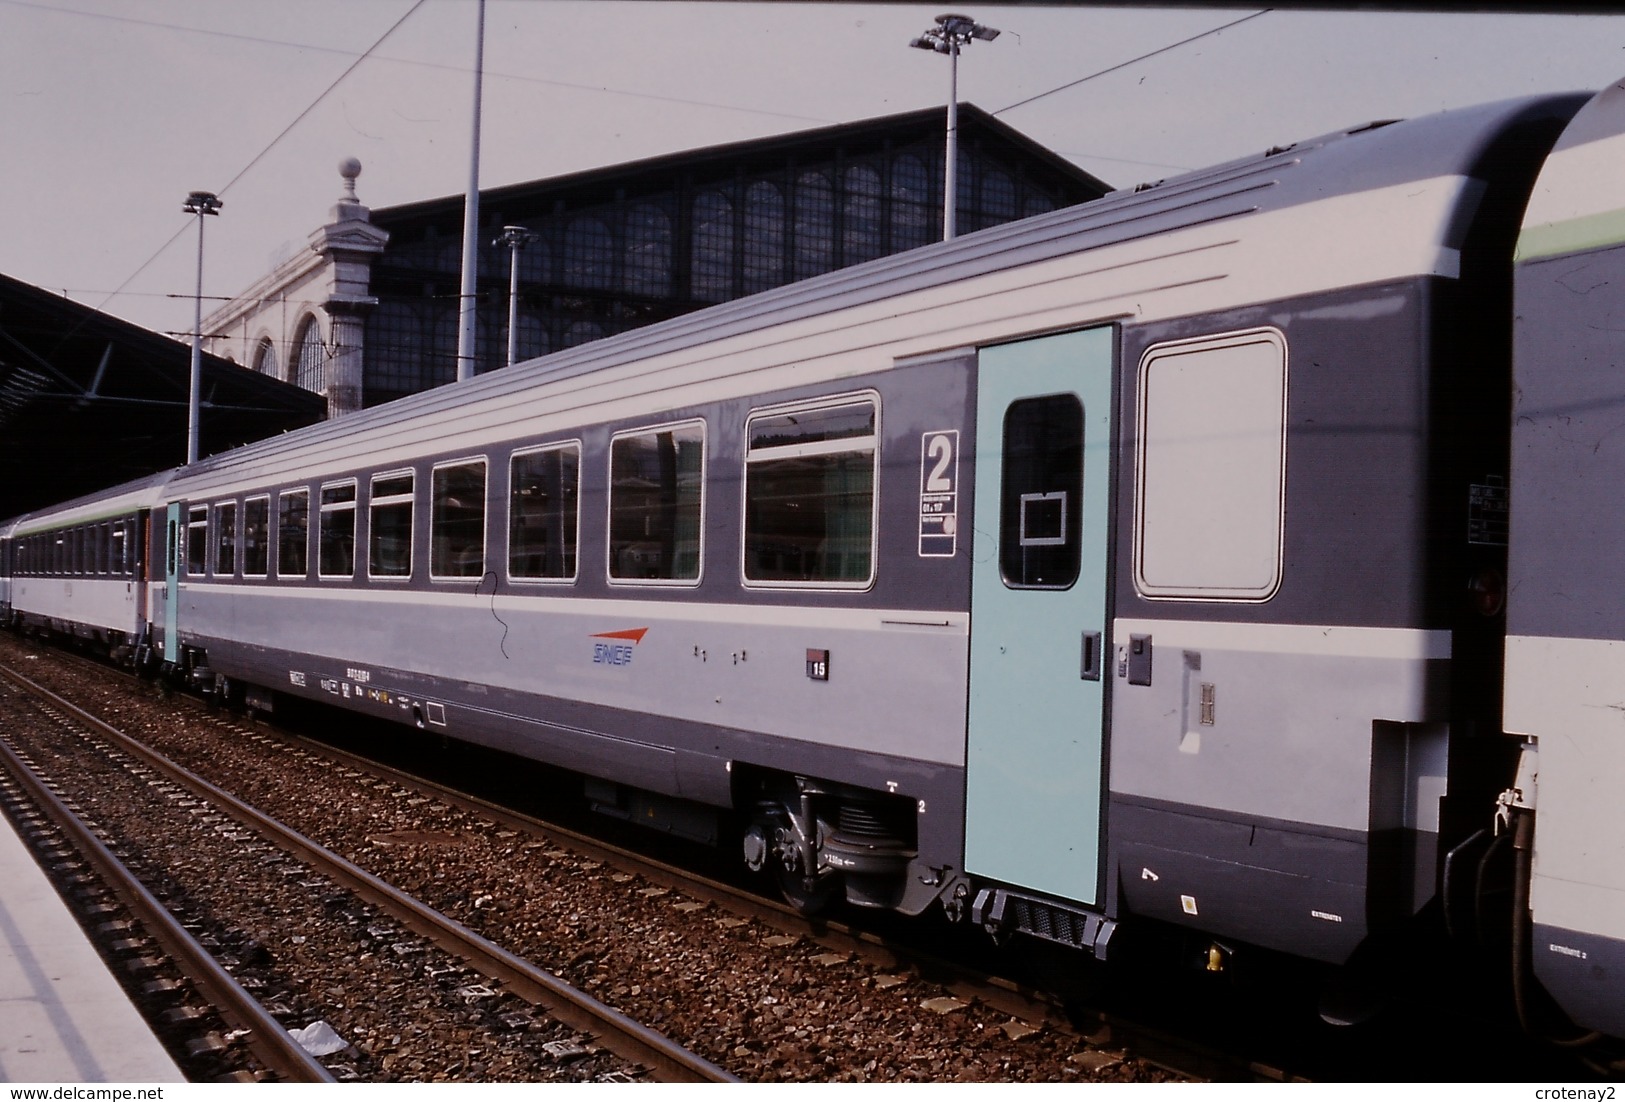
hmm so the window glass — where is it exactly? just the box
[563,215,614,291]
[364,302,430,407]
[294,316,325,392]
[1000,395,1083,589]
[743,182,785,295]
[892,154,935,251]
[745,399,876,586]
[432,461,487,578]
[278,490,309,578]
[319,482,357,578]
[692,191,734,303]
[111,522,127,577]
[1134,330,1287,600]
[624,204,672,297]
[609,423,704,582]
[243,498,269,576]
[369,472,414,578]
[842,164,883,265]
[187,505,208,575]
[793,172,834,279]
[510,445,579,580]
[215,502,237,577]
[253,336,277,379]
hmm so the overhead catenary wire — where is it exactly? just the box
[91,0,431,318]
[2,0,831,125]
[992,9,1272,118]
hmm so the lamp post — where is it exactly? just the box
[909,13,1000,241]
[495,225,539,368]
[456,0,487,382]
[182,190,222,464]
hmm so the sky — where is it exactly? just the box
[3,1,1625,342]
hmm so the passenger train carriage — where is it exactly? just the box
[6,78,1625,1045]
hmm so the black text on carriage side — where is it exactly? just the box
[5,77,1624,1049]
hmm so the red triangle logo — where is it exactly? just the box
[590,627,649,644]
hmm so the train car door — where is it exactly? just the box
[162,503,179,664]
[965,326,1113,906]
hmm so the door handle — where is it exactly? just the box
[1080,631,1102,681]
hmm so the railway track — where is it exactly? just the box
[0,725,333,1082]
[0,659,733,1083]
[16,634,1613,1082]
[0,638,1244,1082]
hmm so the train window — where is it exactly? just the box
[1000,395,1084,590]
[509,444,579,581]
[431,460,486,579]
[743,396,877,587]
[215,502,238,577]
[1134,328,1287,601]
[111,520,125,577]
[369,471,415,578]
[608,421,704,584]
[278,490,309,578]
[319,481,358,578]
[243,497,270,577]
[186,505,208,576]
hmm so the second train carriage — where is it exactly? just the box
[1504,78,1625,1043]
[4,473,166,656]
[5,78,1624,1040]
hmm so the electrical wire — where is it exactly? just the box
[992,9,1272,117]
[91,0,428,318]
[3,0,830,124]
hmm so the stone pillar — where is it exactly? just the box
[311,158,389,417]
[324,303,368,417]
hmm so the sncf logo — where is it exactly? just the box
[591,627,648,667]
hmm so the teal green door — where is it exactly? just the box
[163,503,180,663]
[965,327,1113,905]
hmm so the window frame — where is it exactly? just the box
[277,488,311,580]
[429,457,489,581]
[242,495,271,578]
[740,392,880,591]
[606,418,707,588]
[1132,327,1288,602]
[507,440,582,585]
[368,469,416,581]
[317,479,359,580]
[214,500,238,579]
[186,504,208,577]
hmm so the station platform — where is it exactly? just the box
[0,809,183,1082]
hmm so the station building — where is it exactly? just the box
[201,105,1110,416]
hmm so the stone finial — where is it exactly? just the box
[339,157,362,203]
[330,157,372,225]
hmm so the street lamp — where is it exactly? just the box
[909,13,1000,241]
[494,225,539,368]
[182,190,222,464]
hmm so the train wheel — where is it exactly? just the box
[774,861,841,916]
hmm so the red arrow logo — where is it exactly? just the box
[590,627,649,644]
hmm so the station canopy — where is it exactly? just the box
[0,272,326,521]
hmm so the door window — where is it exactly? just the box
[999,394,1084,589]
